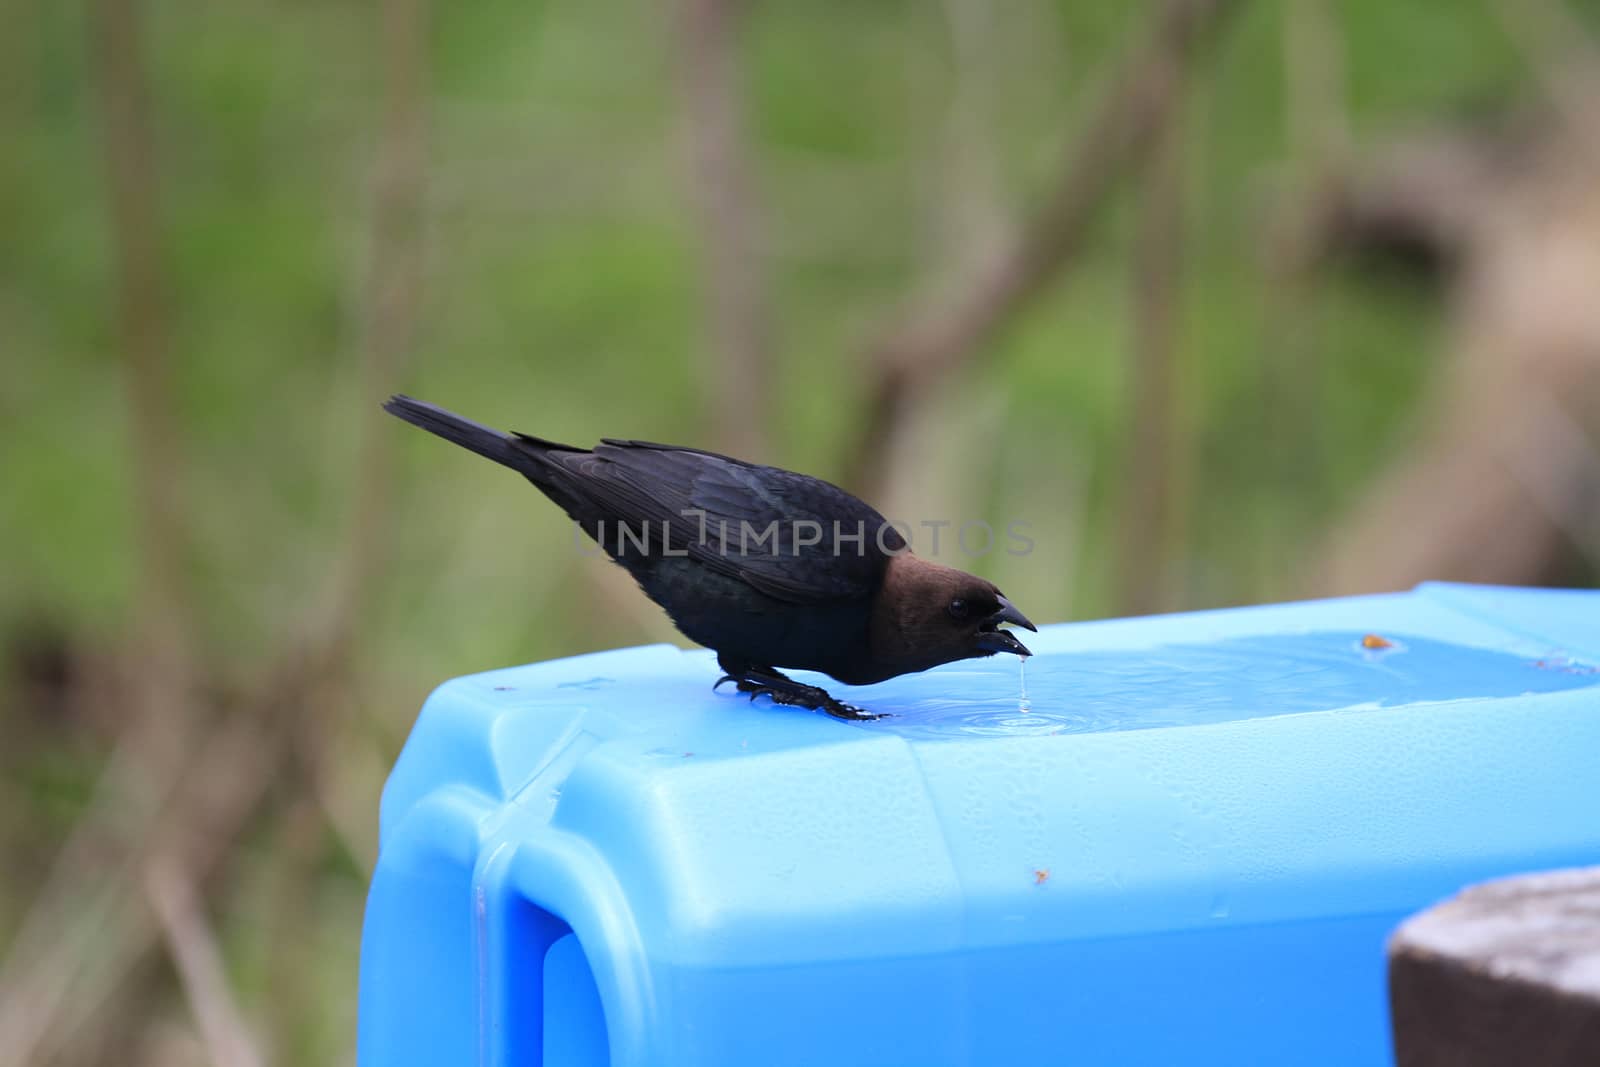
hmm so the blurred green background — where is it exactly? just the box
[4,0,1598,1063]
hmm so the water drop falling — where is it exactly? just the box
[1019,657,1031,714]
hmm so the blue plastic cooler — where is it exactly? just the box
[357,582,1600,1066]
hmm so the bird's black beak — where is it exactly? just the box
[975,595,1037,658]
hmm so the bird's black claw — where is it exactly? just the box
[714,672,886,722]
[712,674,738,691]
[736,680,781,705]
[821,699,889,722]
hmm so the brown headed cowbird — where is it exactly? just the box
[385,395,1035,720]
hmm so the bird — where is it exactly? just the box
[384,395,1036,720]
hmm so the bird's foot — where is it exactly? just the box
[712,669,887,721]
[740,680,885,721]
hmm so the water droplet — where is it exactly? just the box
[557,676,616,690]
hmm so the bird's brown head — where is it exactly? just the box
[862,553,1037,682]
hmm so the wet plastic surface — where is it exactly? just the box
[357,582,1600,1066]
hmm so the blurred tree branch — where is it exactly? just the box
[0,3,209,1058]
[854,0,1018,527]
[843,0,1242,498]
[933,0,1010,284]
[1116,90,1188,616]
[146,859,266,1067]
[1489,0,1600,149]
[674,0,773,459]
[323,0,431,652]
[0,0,432,1060]
[0,709,280,1066]
[1311,0,1600,592]
[1313,111,1600,591]
[1250,0,1350,595]
[93,0,194,755]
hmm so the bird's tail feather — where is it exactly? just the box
[383,394,527,470]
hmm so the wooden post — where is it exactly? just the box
[1389,866,1600,1066]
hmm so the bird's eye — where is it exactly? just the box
[948,598,968,619]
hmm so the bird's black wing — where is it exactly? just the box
[523,437,905,604]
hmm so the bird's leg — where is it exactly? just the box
[738,669,885,721]
[713,655,886,721]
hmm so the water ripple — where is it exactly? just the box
[859,632,1598,739]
